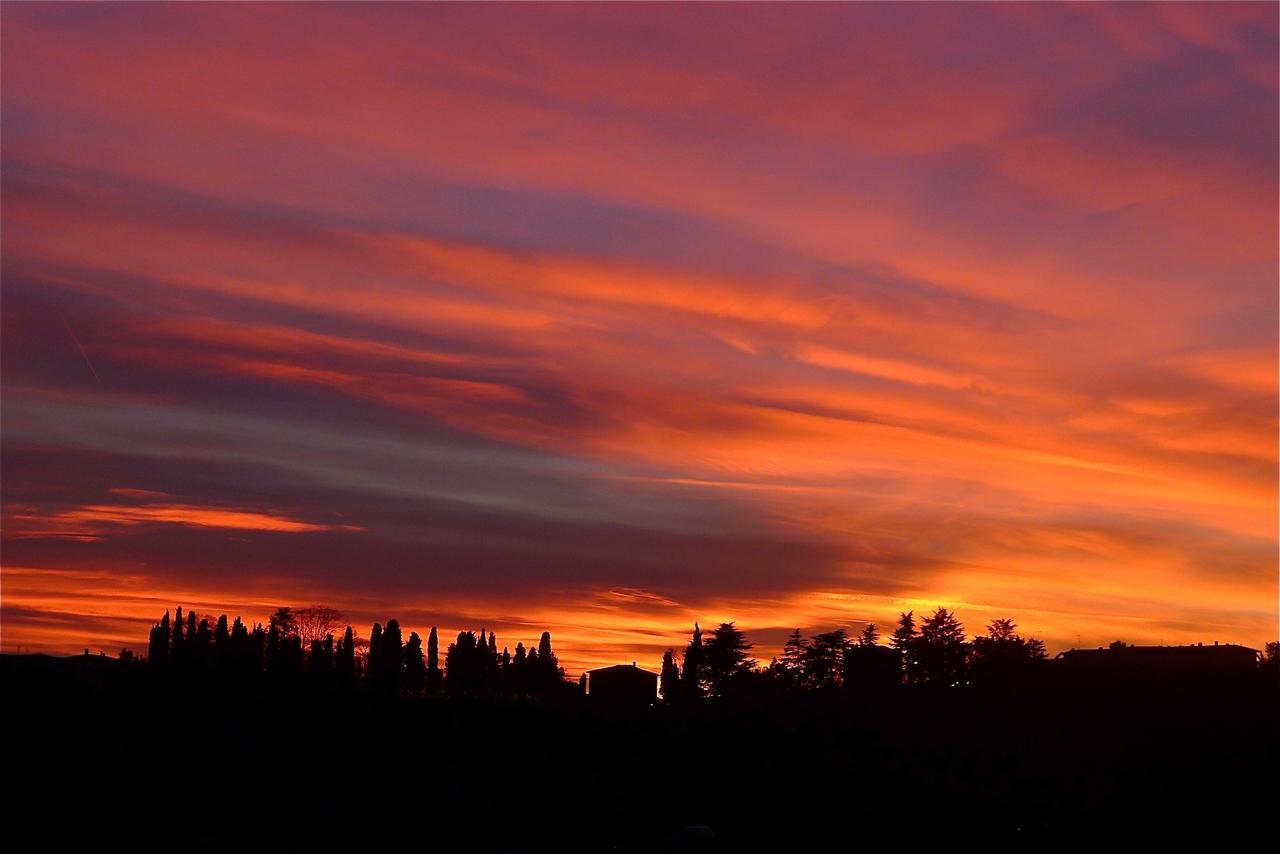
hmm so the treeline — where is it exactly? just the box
[138,603,1278,701]
[138,603,1054,700]
[143,605,571,699]
[657,608,1049,699]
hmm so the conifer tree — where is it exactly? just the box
[172,606,186,663]
[194,618,211,669]
[802,629,848,688]
[705,622,755,696]
[682,623,706,698]
[917,608,968,685]
[404,631,426,694]
[891,611,918,683]
[383,619,404,682]
[781,629,808,684]
[335,626,356,681]
[659,649,680,701]
[368,623,384,681]
[970,618,1047,684]
[148,611,171,667]
[533,631,563,695]
[426,626,441,695]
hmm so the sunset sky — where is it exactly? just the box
[2,2,1276,674]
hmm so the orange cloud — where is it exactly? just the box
[8,503,363,539]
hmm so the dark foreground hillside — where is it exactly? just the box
[3,656,1276,851]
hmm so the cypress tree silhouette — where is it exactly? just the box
[532,631,565,696]
[368,623,384,679]
[231,617,252,674]
[404,631,426,694]
[193,617,211,670]
[265,622,282,673]
[682,623,706,698]
[171,606,186,664]
[148,611,170,667]
[382,619,404,691]
[335,626,356,682]
[250,623,266,670]
[659,649,680,701]
[487,631,499,687]
[859,624,879,647]
[186,610,198,664]
[445,631,479,696]
[426,626,441,695]
[511,641,528,696]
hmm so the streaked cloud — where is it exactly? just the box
[1,2,1275,669]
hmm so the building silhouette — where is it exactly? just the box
[1055,642,1259,685]
[583,662,658,707]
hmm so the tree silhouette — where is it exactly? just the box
[404,631,426,694]
[426,626,441,695]
[891,611,918,684]
[231,617,253,674]
[705,622,755,696]
[171,606,186,664]
[859,624,879,647]
[532,631,565,696]
[1263,641,1279,678]
[335,626,356,682]
[370,619,404,692]
[445,631,480,696]
[780,629,807,685]
[970,618,1046,685]
[917,608,968,685]
[193,617,211,670]
[307,638,330,676]
[843,637,901,692]
[802,629,848,688]
[295,606,344,649]
[368,623,384,681]
[148,611,170,667]
[659,649,680,700]
[681,623,706,698]
[269,607,297,638]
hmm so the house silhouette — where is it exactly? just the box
[583,662,658,707]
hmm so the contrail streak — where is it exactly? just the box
[60,313,101,384]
